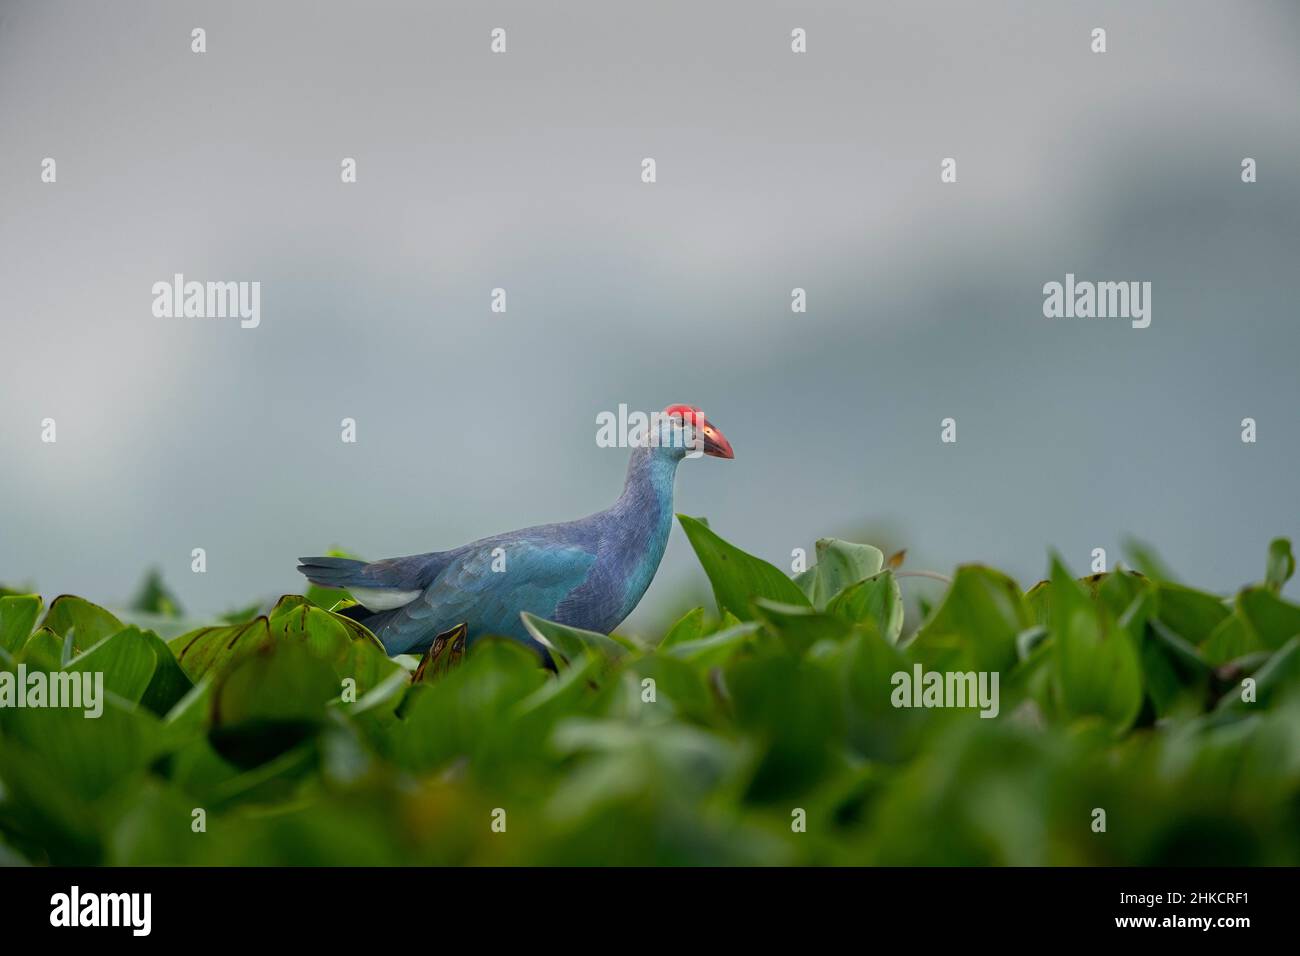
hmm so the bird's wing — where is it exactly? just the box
[374,539,598,655]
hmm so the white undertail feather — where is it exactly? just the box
[349,587,421,611]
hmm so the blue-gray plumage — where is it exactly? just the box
[297,406,734,662]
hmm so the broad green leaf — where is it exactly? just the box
[521,612,630,670]
[1049,560,1142,733]
[1265,538,1295,593]
[208,642,340,767]
[1153,583,1230,645]
[1216,637,1300,711]
[753,599,853,655]
[664,621,761,668]
[1142,617,1210,719]
[169,617,273,681]
[1200,613,1260,666]
[908,565,1029,673]
[677,514,809,620]
[658,607,706,649]
[827,569,904,643]
[41,595,123,648]
[0,694,161,800]
[794,539,885,610]
[65,627,157,705]
[1236,587,1300,650]
[0,594,42,654]
[66,626,193,716]
[15,627,63,670]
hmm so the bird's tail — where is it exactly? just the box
[297,555,368,591]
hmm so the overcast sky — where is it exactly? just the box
[2,1,1297,634]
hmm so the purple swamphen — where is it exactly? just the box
[298,405,734,664]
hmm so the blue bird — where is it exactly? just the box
[297,405,734,664]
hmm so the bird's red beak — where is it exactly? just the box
[700,417,735,459]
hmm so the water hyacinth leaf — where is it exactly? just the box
[658,607,706,649]
[0,594,43,654]
[753,599,853,655]
[521,612,630,669]
[1096,570,1150,621]
[826,569,904,644]
[663,621,761,668]
[1216,637,1300,711]
[209,642,340,767]
[1142,618,1210,718]
[1200,613,1261,667]
[64,627,158,706]
[727,651,844,800]
[169,617,274,682]
[1049,560,1142,733]
[907,565,1028,673]
[15,627,64,670]
[41,595,124,648]
[794,539,885,610]
[1153,583,1230,646]
[677,514,809,620]
[1235,587,1300,650]
[1265,538,1295,593]
[0,695,162,801]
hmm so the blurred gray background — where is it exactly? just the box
[1,0,1297,635]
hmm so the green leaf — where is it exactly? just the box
[15,627,64,670]
[40,595,124,648]
[0,594,43,654]
[907,565,1029,673]
[64,627,157,704]
[826,569,904,644]
[1200,613,1260,666]
[794,538,885,609]
[209,642,340,767]
[1216,637,1300,711]
[1265,538,1295,593]
[1048,559,1142,733]
[677,514,809,620]
[753,599,853,655]
[663,622,761,668]
[0,694,162,801]
[168,597,397,693]
[169,617,273,682]
[1153,583,1230,646]
[658,607,706,649]
[1236,587,1300,651]
[65,626,193,716]
[521,612,630,670]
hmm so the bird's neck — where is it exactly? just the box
[607,446,678,607]
[613,445,679,520]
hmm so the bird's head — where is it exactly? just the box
[651,404,735,461]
